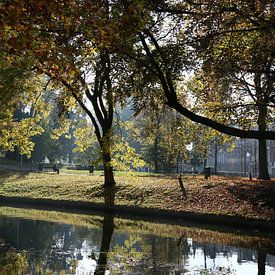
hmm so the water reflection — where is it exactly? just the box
[0,206,274,274]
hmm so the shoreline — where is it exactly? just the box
[1,195,275,233]
[1,169,274,232]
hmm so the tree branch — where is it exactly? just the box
[46,73,102,141]
[167,100,275,140]
[138,30,275,140]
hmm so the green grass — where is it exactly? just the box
[0,158,164,177]
[0,168,177,206]
[61,168,167,178]
[0,167,274,221]
[60,168,102,176]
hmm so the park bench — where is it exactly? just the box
[38,164,59,174]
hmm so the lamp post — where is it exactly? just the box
[246,152,251,177]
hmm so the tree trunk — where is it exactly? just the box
[214,140,218,175]
[102,152,115,187]
[257,105,270,180]
[104,164,115,187]
[258,139,270,180]
[153,135,159,173]
[101,131,116,187]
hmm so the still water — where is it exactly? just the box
[0,206,275,274]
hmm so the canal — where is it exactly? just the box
[0,206,274,274]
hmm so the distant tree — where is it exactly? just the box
[73,124,101,167]
[24,89,77,164]
[133,102,192,173]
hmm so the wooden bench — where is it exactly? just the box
[38,164,59,174]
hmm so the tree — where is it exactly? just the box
[1,0,274,182]
[0,54,47,158]
[134,105,187,173]
[129,1,275,140]
[0,249,28,274]
[0,0,146,186]
[123,1,274,178]
[181,1,274,179]
[73,123,102,166]
[73,118,145,172]
[137,106,165,173]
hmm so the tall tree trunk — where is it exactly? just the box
[104,166,115,186]
[102,151,115,187]
[258,139,270,180]
[153,113,161,173]
[153,134,159,173]
[101,131,116,187]
[257,105,270,180]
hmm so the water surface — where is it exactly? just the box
[0,206,274,274]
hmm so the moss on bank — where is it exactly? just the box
[0,168,274,222]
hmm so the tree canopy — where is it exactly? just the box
[0,0,274,181]
[132,0,275,139]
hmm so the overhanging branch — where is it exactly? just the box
[167,100,275,140]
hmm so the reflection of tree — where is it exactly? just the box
[1,204,274,274]
[0,248,28,274]
[109,235,143,273]
[94,214,114,275]
[258,249,266,275]
[94,186,115,275]
[0,218,55,250]
[0,217,80,273]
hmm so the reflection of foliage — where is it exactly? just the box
[109,235,143,273]
[0,207,104,230]
[0,249,28,274]
[0,207,273,274]
[0,207,274,252]
[198,266,235,275]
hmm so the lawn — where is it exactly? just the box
[0,167,274,222]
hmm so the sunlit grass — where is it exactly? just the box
[0,171,178,206]
[0,167,274,221]
[60,168,167,178]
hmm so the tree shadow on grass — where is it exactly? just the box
[226,181,275,213]
[0,169,30,185]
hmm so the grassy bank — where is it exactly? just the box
[0,167,274,222]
